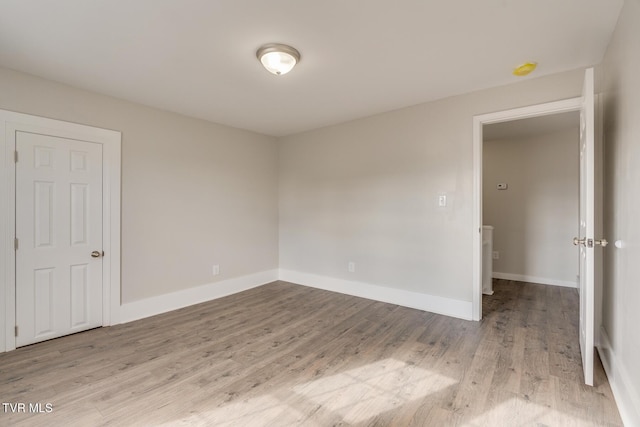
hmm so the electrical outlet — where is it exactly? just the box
[348,262,355,273]
[212,265,220,276]
[492,251,499,260]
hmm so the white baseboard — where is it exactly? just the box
[120,269,279,323]
[119,268,473,325]
[279,269,473,320]
[492,272,577,288]
[598,327,640,427]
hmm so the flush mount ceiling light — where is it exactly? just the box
[256,43,300,76]
[513,62,538,76]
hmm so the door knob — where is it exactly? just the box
[573,237,608,248]
[91,251,103,258]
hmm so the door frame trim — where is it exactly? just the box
[0,110,121,352]
[472,97,582,321]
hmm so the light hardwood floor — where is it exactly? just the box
[0,280,622,426]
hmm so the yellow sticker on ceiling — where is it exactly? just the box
[513,62,537,76]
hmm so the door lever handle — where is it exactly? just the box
[573,237,608,248]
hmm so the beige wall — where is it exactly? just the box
[601,0,640,423]
[0,66,585,308]
[0,66,589,305]
[483,129,579,285]
[0,67,279,303]
[279,69,584,302]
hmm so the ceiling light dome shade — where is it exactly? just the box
[257,43,300,75]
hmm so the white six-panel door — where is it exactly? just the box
[15,131,103,347]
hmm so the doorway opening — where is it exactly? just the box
[481,111,581,302]
[473,68,601,386]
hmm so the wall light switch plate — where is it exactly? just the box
[438,194,447,207]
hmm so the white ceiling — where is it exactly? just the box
[483,111,580,141]
[0,1,623,137]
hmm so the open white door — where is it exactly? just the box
[575,67,598,386]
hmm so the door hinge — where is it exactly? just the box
[14,150,18,163]
[14,238,18,250]
[15,326,18,337]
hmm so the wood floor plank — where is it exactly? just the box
[0,279,623,426]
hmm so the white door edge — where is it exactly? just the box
[579,67,596,386]
[471,97,583,321]
[0,110,121,352]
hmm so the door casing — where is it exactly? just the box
[472,96,584,321]
[0,109,121,352]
